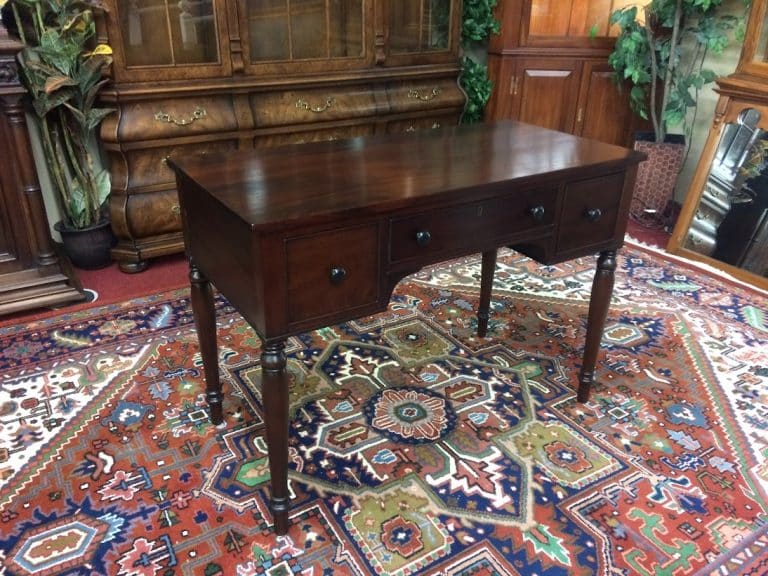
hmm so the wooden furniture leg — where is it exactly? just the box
[577,250,617,402]
[477,249,497,337]
[261,340,290,534]
[189,261,224,424]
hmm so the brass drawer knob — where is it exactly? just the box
[585,207,603,222]
[415,230,432,246]
[296,97,336,113]
[528,205,545,221]
[170,204,181,216]
[329,266,347,284]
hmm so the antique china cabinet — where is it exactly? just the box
[485,0,637,146]
[95,0,465,272]
[668,0,768,290]
[0,23,84,314]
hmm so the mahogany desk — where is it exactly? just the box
[168,121,645,535]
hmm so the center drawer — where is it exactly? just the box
[388,187,557,265]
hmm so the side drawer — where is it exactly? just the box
[255,124,375,148]
[286,223,380,325]
[112,96,238,142]
[555,172,625,257]
[251,86,380,128]
[124,140,239,189]
[387,79,466,114]
[389,187,557,265]
[123,189,182,239]
[384,114,457,135]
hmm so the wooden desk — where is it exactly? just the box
[168,121,644,535]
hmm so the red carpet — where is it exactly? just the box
[0,242,766,575]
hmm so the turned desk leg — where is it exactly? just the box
[577,250,617,403]
[261,340,290,535]
[477,249,497,338]
[189,262,224,425]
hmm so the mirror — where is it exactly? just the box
[669,106,768,290]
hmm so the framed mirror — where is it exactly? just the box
[667,0,768,291]
[668,103,768,290]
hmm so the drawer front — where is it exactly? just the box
[389,188,557,264]
[286,224,380,324]
[113,96,238,142]
[125,140,239,189]
[125,189,182,239]
[387,79,466,114]
[384,114,457,135]
[556,173,624,255]
[255,124,375,149]
[251,86,379,128]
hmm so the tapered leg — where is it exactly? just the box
[261,340,290,535]
[577,250,617,403]
[477,249,497,338]
[189,261,224,424]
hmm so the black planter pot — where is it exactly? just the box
[55,219,116,270]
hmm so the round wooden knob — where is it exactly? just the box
[528,205,545,221]
[585,207,602,222]
[329,266,347,284]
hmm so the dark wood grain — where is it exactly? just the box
[170,120,645,535]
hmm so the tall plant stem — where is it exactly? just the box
[644,21,661,142]
[659,0,684,143]
[59,108,95,224]
[39,115,71,218]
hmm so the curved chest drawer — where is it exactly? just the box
[110,96,238,142]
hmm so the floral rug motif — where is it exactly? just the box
[0,243,766,575]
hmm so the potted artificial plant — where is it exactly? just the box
[608,0,739,224]
[2,0,114,269]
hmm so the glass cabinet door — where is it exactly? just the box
[524,0,636,47]
[741,0,768,78]
[385,0,456,65]
[106,0,231,81]
[240,0,373,73]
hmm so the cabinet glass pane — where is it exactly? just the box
[389,0,451,54]
[529,0,635,38]
[245,0,364,62]
[754,8,768,65]
[120,0,219,67]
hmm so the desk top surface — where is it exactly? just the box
[168,121,644,231]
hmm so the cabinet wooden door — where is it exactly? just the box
[488,56,580,133]
[575,61,633,146]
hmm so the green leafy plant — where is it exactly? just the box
[460,0,500,123]
[608,0,740,143]
[4,0,113,229]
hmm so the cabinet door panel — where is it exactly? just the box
[104,0,231,82]
[516,59,580,133]
[576,61,633,146]
[240,0,374,74]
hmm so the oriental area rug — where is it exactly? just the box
[0,243,766,576]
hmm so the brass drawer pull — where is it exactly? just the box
[408,87,441,101]
[415,230,432,246]
[154,106,207,126]
[296,97,336,113]
[585,207,602,222]
[528,205,546,221]
[170,204,181,216]
[329,266,347,284]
